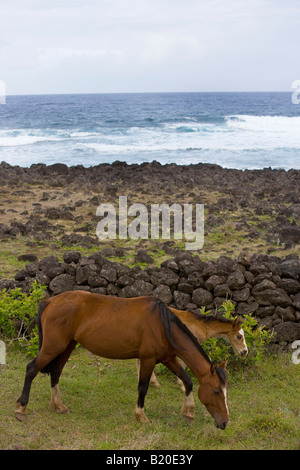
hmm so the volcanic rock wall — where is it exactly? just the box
[1,250,299,350]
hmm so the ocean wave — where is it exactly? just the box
[0,128,98,147]
[225,114,300,132]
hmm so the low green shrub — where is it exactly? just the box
[0,281,46,353]
[201,300,275,368]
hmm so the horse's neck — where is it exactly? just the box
[171,321,211,381]
[172,309,208,343]
[171,308,233,343]
[204,320,232,339]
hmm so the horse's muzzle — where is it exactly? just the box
[215,419,228,430]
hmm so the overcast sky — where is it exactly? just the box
[1,0,299,95]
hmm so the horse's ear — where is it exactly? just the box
[210,361,218,374]
[232,315,242,328]
[219,360,227,370]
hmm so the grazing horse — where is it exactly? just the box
[15,291,229,429]
[147,308,248,389]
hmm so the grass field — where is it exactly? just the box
[0,346,299,450]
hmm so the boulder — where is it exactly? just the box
[131,280,154,296]
[38,256,64,280]
[232,287,250,302]
[152,285,173,304]
[187,271,204,288]
[214,284,232,297]
[255,305,275,318]
[276,278,300,294]
[49,274,75,295]
[204,275,223,291]
[135,250,154,264]
[0,279,16,291]
[273,322,300,342]
[279,227,300,245]
[279,259,300,280]
[160,259,179,272]
[63,251,82,264]
[275,306,296,322]
[17,254,38,263]
[177,281,194,294]
[192,288,213,307]
[252,285,292,307]
[150,268,179,287]
[252,279,276,293]
[100,265,117,283]
[116,274,135,287]
[88,276,108,288]
[173,291,191,309]
[293,292,300,310]
[226,270,245,290]
[272,288,293,308]
[44,163,69,175]
[76,264,98,285]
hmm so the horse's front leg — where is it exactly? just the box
[136,359,161,388]
[176,357,187,392]
[134,358,156,424]
[163,356,195,425]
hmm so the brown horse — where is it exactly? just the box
[147,308,247,389]
[15,291,229,429]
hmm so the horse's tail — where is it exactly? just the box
[36,296,52,374]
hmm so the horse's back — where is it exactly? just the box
[41,291,162,359]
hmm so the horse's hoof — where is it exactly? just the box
[54,406,70,415]
[152,382,161,389]
[133,406,150,424]
[15,404,27,422]
[15,411,27,422]
[183,415,194,426]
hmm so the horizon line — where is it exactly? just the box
[5,90,292,97]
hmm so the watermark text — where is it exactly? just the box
[291,340,300,365]
[96,196,204,250]
[291,80,300,104]
[0,81,6,105]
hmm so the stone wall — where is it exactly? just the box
[1,250,300,350]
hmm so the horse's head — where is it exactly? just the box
[227,316,248,356]
[198,361,229,430]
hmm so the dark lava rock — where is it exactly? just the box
[49,274,75,295]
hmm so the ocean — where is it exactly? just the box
[0,92,299,170]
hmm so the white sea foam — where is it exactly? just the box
[0,114,299,169]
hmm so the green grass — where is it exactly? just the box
[0,346,299,450]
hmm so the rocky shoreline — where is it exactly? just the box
[0,160,300,250]
[0,161,299,350]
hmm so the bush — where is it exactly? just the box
[201,300,275,368]
[0,281,46,354]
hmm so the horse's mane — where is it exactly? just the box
[152,299,227,386]
[187,310,234,324]
[152,300,211,359]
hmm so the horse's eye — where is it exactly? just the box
[214,390,220,395]
[237,335,242,340]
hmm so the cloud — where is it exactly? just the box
[1,0,300,93]
[38,48,122,68]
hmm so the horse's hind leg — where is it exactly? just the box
[49,340,77,414]
[15,341,75,421]
[15,357,40,421]
[15,348,59,421]
[162,356,195,425]
[134,358,156,424]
